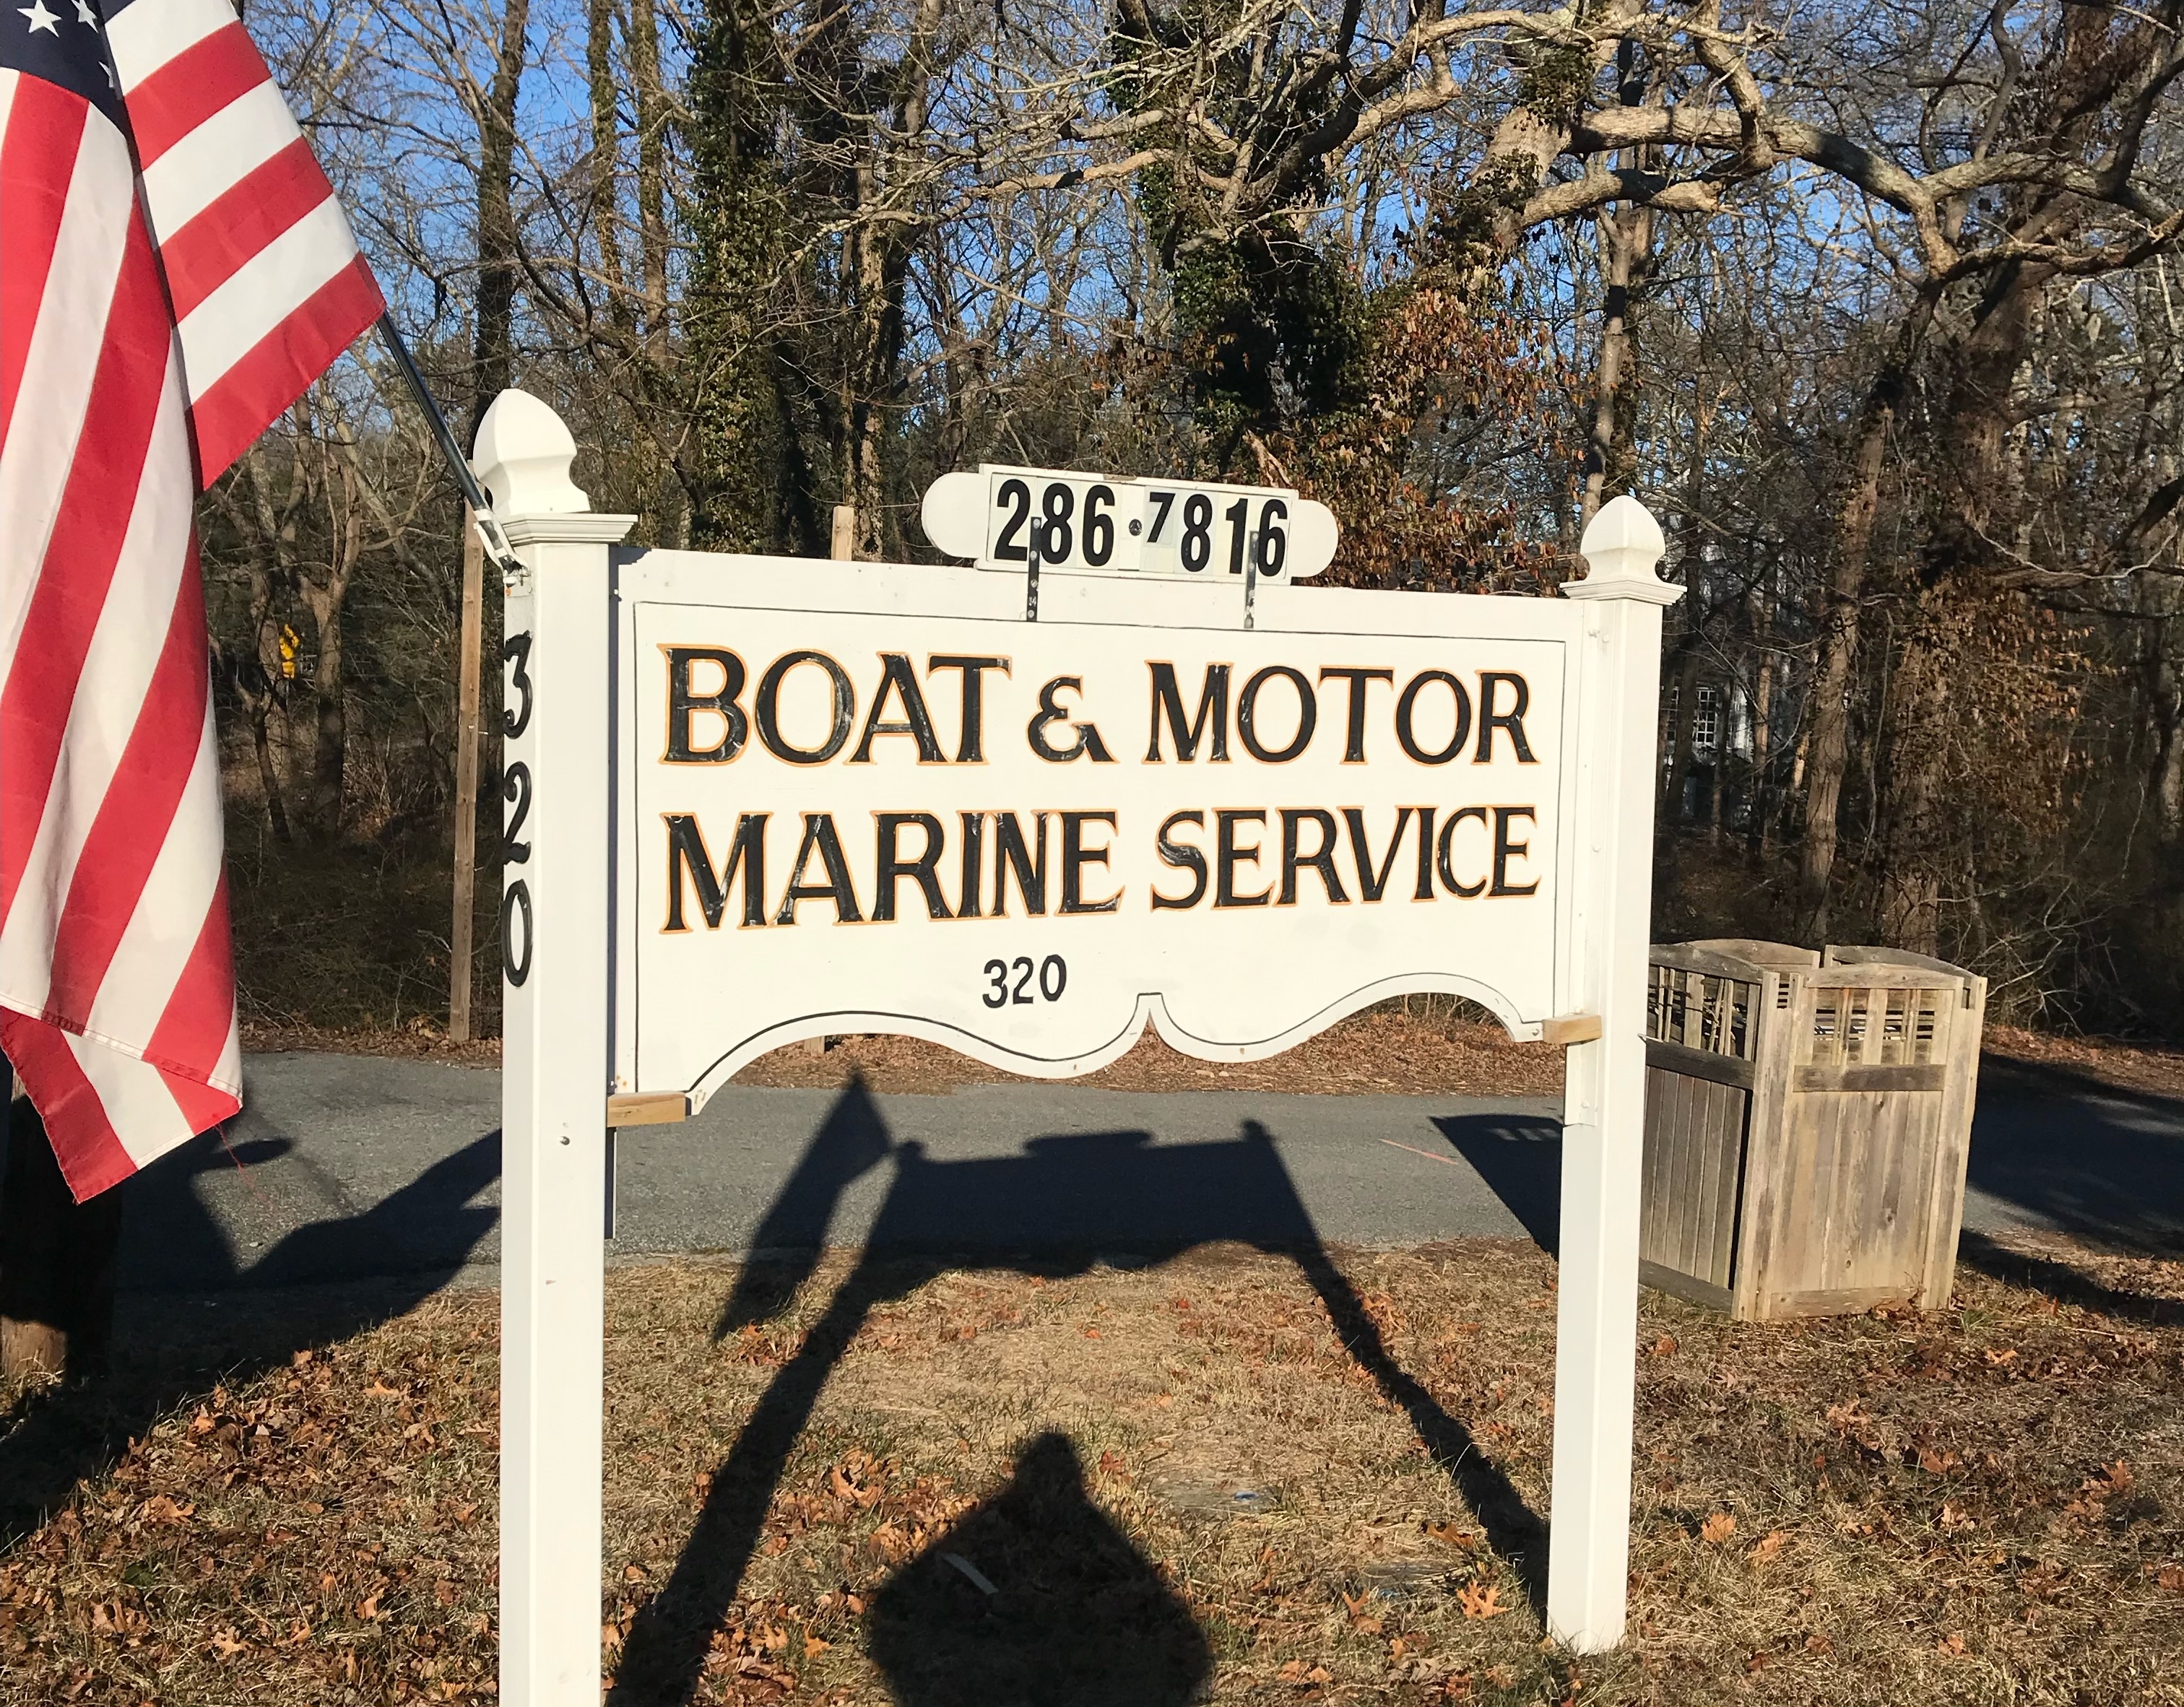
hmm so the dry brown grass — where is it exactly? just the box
[5,1235,2183,1706]
[238,1004,1565,1100]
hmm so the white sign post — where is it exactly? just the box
[472,391,1678,1706]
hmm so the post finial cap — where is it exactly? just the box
[472,389,590,516]
[1564,494,1681,604]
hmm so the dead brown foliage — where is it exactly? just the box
[4,1234,2182,1704]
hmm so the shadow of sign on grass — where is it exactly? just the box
[604,1077,1543,1707]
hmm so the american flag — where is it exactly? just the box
[1,0,381,1198]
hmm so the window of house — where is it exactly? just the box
[1691,685,1720,758]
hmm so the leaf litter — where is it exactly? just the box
[1,1233,2180,1703]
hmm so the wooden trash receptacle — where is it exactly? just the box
[1638,939,1988,1321]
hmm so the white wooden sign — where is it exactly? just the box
[920,464,1340,579]
[473,390,1678,1707]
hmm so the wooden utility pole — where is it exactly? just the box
[831,503,856,563]
[449,511,486,1041]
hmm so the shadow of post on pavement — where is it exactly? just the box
[605,1079,1543,1707]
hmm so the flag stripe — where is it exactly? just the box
[65,1024,198,1168]
[0,349,194,1009]
[0,206,176,929]
[124,21,268,168]
[136,77,294,239]
[84,696,225,1051]
[0,70,72,454]
[45,557,213,1020]
[0,95,121,669]
[105,0,236,94]
[176,191,354,394]
[157,135,330,321]
[188,251,378,483]
[0,1008,136,1199]
[144,873,238,1087]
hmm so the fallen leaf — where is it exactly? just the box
[1700,1511,1738,1545]
[1748,1530,1786,1563]
[1458,1580,1507,1620]
[2157,1565,2184,1591]
[1918,1446,1960,1474]
[1937,1633,1967,1659]
[1805,1633,1834,1656]
[1650,1335,1677,1358]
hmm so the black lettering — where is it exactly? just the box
[1145,663,1230,762]
[1236,665,1317,763]
[664,812,768,929]
[1152,810,1208,910]
[1027,676,1114,763]
[1318,667,1393,763]
[1280,808,1348,905]
[874,812,951,921]
[1342,807,1416,903]
[957,810,985,917]
[1476,672,1537,763]
[992,812,1049,916]
[1395,670,1473,764]
[1216,809,1271,907]
[664,647,748,763]
[756,651,855,765]
[1413,804,1437,900]
[774,812,863,923]
[1437,805,1489,898]
[849,653,945,763]
[928,655,1009,763]
[1060,811,1121,913]
[1492,806,1540,895]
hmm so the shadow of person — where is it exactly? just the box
[0,1122,500,1547]
[607,1080,1542,1707]
[866,1432,1210,1707]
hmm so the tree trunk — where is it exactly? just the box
[1579,200,1652,529]
[586,0,624,310]
[251,699,292,844]
[0,1077,122,1381]
[472,0,532,444]
[301,461,360,841]
[1799,290,1938,930]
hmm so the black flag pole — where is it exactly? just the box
[376,313,523,575]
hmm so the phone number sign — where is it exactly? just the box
[920,465,1340,581]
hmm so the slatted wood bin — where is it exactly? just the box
[1638,939,1988,1321]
